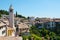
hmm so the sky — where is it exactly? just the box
[0,0,60,18]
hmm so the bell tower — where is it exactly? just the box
[9,5,14,28]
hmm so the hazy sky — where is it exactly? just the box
[0,0,60,18]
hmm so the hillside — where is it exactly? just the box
[0,10,26,19]
[0,10,9,17]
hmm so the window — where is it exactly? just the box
[10,10,13,12]
[48,24,50,27]
[0,27,1,29]
[4,25,6,27]
[0,26,3,29]
[2,30,5,34]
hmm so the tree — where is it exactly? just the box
[54,22,60,34]
[16,11,18,17]
[27,16,30,19]
[0,10,9,18]
[0,14,1,18]
[17,14,26,19]
[0,10,9,15]
[56,36,60,40]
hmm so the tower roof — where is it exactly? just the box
[9,4,14,10]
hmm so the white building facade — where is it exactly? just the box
[0,21,7,36]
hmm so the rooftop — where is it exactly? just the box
[0,36,22,40]
[18,23,29,29]
[0,21,6,27]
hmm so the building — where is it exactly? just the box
[17,23,29,36]
[7,5,29,36]
[0,21,7,36]
[28,17,35,25]
[35,18,60,29]
[35,18,51,28]
[9,5,14,28]
[0,5,30,37]
[6,5,15,36]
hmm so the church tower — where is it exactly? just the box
[9,5,14,28]
[7,5,15,36]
